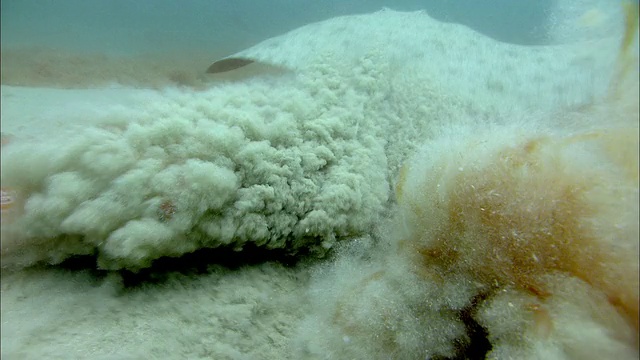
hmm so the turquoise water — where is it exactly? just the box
[1,0,552,57]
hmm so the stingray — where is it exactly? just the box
[206,8,620,111]
[0,8,628,272]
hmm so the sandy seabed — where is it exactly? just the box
[1,5,638,360]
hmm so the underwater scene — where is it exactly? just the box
[1,0,638,359]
